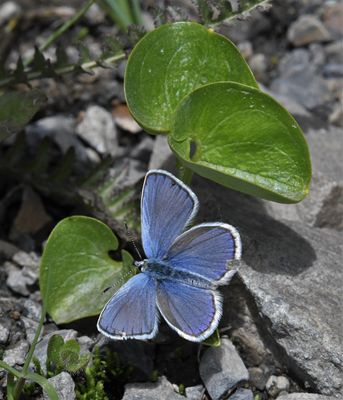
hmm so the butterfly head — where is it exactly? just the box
[134,260,147,272]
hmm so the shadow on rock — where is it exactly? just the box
[193,176,317,276]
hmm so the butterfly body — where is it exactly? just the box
[97,170,241,342]
[137,258,214,289]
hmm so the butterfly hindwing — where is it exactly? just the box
[97,274,158,340]
[141,170,198,259]
[165,223,241,285]
[156,279,222,342]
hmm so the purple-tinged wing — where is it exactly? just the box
[157,279,221,342]
[166,223,241,285]
[141,170,198,259]
[97,273,158,340]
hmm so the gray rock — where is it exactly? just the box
[199,338,249,400]
[10,187,52,240]
[249,53,268,82]
[185,385,205,400]
[12,251,39,269]
[5,251,39,295]
[77,335,94,353]
[76,105,118,155]
[261,84,310,118]
[325,40,343,64]
[21,316,39,344]
[329,102,343,127]
[277,394,336,400]
[193,177,343,398]
[266,375,290,397]
[322,2,343,38]
[0,1,21,26]
[122,376,183,400]
[0,323,10,344]
[249,367,269,390]
[23,298,41,322]
[5,262,36,296]
[271,50,330,109]
[3,340,29,366]
[237,41,253,60]
[33,329,78,374]
[263,126,343,230]
[287,15,331,46]
[43,372,75,400]
[238,224,343,397]
[229,388,254,400]
[263,173,343,230]
[305,125,343,177]
[0,240,20,259]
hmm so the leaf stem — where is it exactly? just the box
[0,52,126,88]
[24,0,95,67]
[13,302,47,400]
[176,158,194,186]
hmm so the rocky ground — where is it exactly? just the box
[0,0,342,399]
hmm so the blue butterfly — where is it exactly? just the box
[97,170,241,342]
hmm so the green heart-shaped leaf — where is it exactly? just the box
[40,216,134,324]
[0,90,46,141]
[125,22,257,134]
[169,82,311,203]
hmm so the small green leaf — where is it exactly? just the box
[169,82,311,203]
[203,329,221,347]
[47,335,64,371]
[0,90,46,141]
[125,22,257,134]
[39,216,133,324]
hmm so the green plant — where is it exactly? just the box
[45,335,90,376]
[125,21,311,203]
[75,347,134,400]
[0,218,132,399]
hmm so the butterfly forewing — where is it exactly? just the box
[141,170,198,259]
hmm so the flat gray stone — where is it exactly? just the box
[229,388,254,400]
[5,262,36,296]
[185,385,204,400]
[199,338,249,400]
[43,372,75,400]
[76,105,118,155]
[2,340,29,366]
[287,15,331,46]
[266,375,290,397]
[240,225,342,397]
[0,323,10,344]
[277,394,336,400]
[122,376,183,400]
[271,49,331,109]
[193,177,343,398]
[0,1,21,26]
[262,126,343,230]
[0,240,20,259]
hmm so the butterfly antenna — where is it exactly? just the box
[124,222,143,261]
